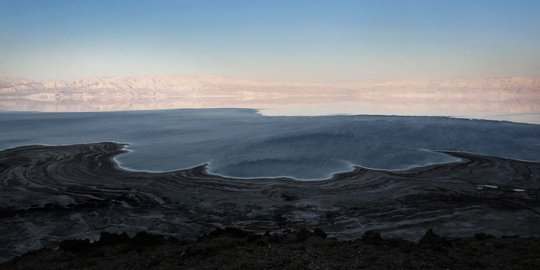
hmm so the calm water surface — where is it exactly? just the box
[1,109,539,179]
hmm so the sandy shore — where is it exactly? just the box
[1,142,540,262]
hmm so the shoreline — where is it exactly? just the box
[5,140,537,181]
[2,110,540,180]
[1,142,540,262]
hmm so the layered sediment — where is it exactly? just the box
[1,142,540,262]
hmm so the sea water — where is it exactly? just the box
[1,109,539,180]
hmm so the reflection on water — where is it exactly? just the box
[1,109,539,179]
[1,76,539,123]
[3,94,540,123]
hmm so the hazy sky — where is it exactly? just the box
[1,0,539,82]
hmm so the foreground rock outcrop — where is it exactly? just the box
[2,228,540,269]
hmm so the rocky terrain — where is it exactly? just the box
[1,142,540,263]
[2,228,540,269]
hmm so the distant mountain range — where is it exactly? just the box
[1,76,539,117]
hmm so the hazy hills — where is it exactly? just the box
[1,76,539,118]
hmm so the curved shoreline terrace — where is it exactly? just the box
[0,142,539,262]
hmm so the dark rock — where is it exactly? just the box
[205,227,251,239]
[419,229,450,252]
[312,228,327,239]
[420,229,441,245]
[280,193,298,201]
[131,231,175,245]
[5,228,540,270]
[474,232,494,240]
[59,239,93,253]
[296,229,312,242]
[97,232,131,246]
[60,231,173,253]
[361,231,383,244]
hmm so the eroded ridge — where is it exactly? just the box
[1,142,540,261]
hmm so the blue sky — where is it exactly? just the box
[1,0,539,81]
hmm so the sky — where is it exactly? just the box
[1,0,539,82]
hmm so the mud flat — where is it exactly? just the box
[1,142,540,262]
